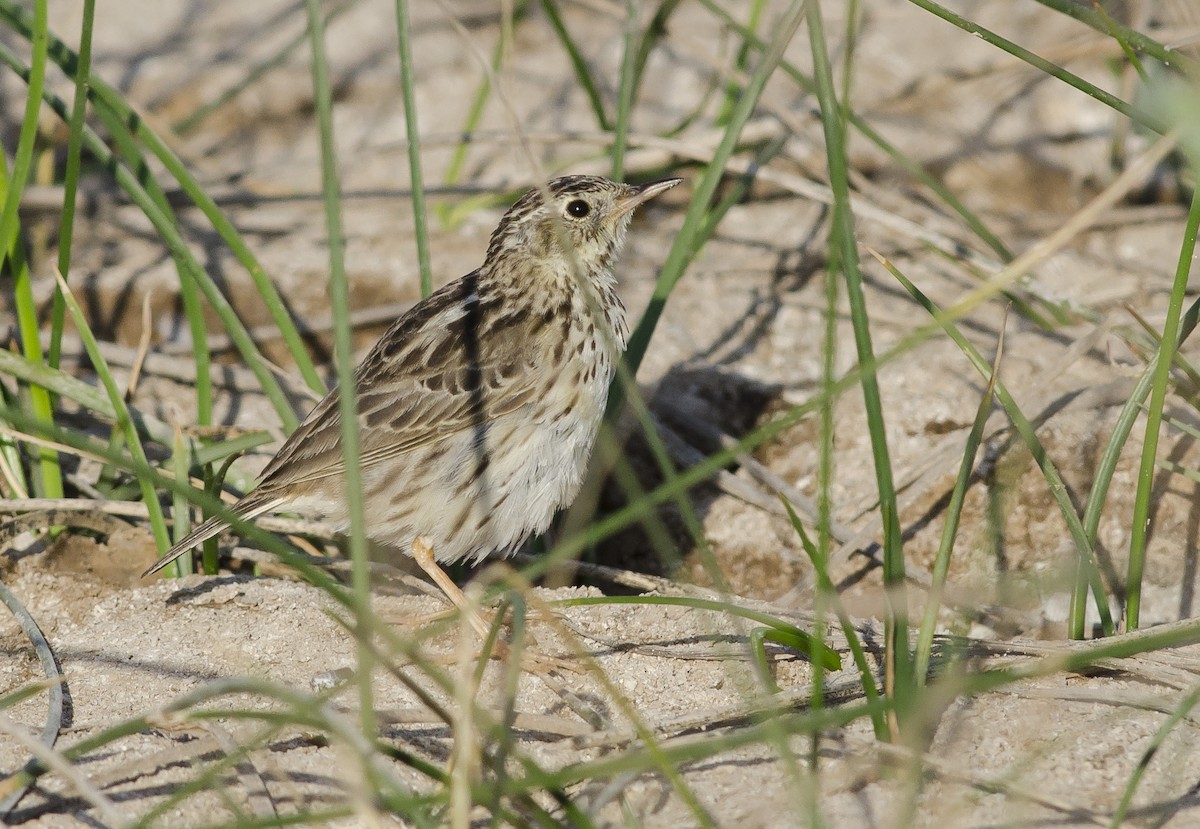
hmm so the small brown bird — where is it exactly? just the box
[144,174,681,626]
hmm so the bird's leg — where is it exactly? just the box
[411,535,493,642]
[409,537,583,674]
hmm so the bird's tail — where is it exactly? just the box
[141,494,285,578]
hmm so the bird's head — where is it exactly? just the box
[484,175,682,282]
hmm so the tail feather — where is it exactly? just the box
[142,495,284,578]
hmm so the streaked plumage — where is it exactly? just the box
[144,175,681,584]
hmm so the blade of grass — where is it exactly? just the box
[1126,307,1200,395]
[52,270,170,551]
[694,132,787,241]
[817,127,840,664]
[170,425,195,576]
[0,0,44,265]
[437,1,532,200]
[913,313,1003,683]
[303,0,374,739]
[0,387,28,499]
[1089,0,1148,82]
[807,0,912,731]
[1125,184,1200,630]
[47,0,94,370]
[1076,86,1200,610]
[622,0,807,377]
[539,0,611,131]
[838,0,861,112]
[632,1,682,91]
[716,0,767,125]
[191,431,273,468]
[0,0,61,504]
[87,94,215,427]
[782,499,885,738]
[394,0,432,298]
[1035,0,1200,78]
[440,34,502,196]
[611,0,684,178]
[610,0,640,181]
[0,180,34,501]
[809,95,851,763]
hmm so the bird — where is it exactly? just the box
[143,174,682,633]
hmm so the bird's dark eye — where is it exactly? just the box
[566,199,590,218]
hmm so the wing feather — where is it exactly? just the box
[254,271,558,495]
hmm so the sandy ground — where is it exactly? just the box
[3,0,1200,825]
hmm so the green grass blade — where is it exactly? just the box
[914,318,1002,683]
[394,0,433,298]
[1078,84,1200,615]
[0,172,42,501]
[0,0,44,262]
[610,0,640,181]
[782,499,885,738]
[302,0,374,737]
[0,376,28,496]
[623,0,806,377]
[807,0,912,725]
[47,0,94,370]
[441,42,500,192]
[169,425,195,576]
[0,0,61,503]
[86,95,215,426]
[1125,185,1200,630]
[1034,0,1200,77]
[1088,1,1148,82]
[52,271,171,550]
[441,3,531,194]
[716,0,766,124]
[539,0,610,131]
[632,0,681,90]
[810,121,852,754]
[611,0,684,179]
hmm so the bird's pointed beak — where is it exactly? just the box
[614,177,684,217]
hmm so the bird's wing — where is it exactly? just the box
[141,489,287,577]
[255,271,564,494]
